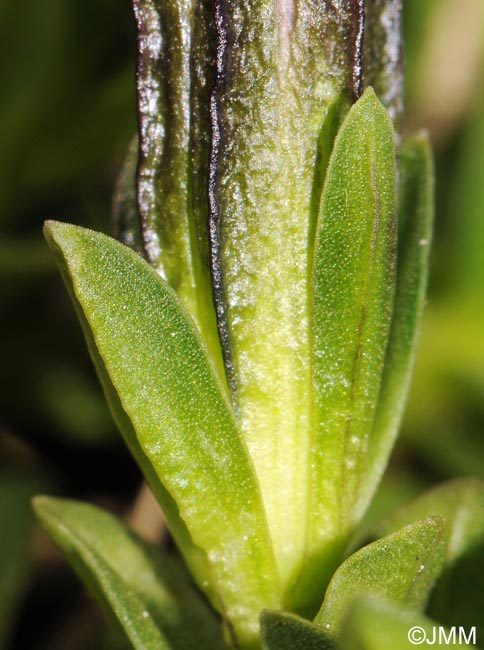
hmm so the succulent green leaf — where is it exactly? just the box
[295,88,397,611]
[209,0,364,594]
[314,517,445,638]
[112,135,142,254]
[33,497,228,650]
[43,222,281,648]
[340,595,477,650]
[355,133,434,518]
[261,611,335,650]
[375,478,484,637]
[133,0,222,372]
[362,0,404,125]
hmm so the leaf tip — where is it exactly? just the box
[428,513,446,536]
[43,220,77,258]
[32,494,60,519]
[31,495,60,535]
[43,219,66,241]
[355,86,393,129]
[358,85,379,110]
[32,493,50,513]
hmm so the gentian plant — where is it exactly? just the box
[34,1,484,649]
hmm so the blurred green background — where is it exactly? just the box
[1,0,484,648]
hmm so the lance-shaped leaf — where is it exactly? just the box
[340,595,477,650]
[293,89,397,612]
[44,222,281,648]
[209,0,364,594]
[261,611,335,650]
[314,517,445,638]
[375,478,484,636]
[134,0,222,372]
[33,497,229,650]
[355,133,434,519]
[362,0,404,125]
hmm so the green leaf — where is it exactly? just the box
[209,0,363,594]
[0,471,36,650]
[314,517,445,638]
[44,222,281,648]
[261,611,335,650]
[133,0,222,372]
[340,595,477,650]
[33,497,228,650]
[294,88,397,612]
[376,479,484,637]
[355,133,434,518]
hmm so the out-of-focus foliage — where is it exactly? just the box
[0,0,135,446]
[0,470,39,650]
[339,595,477,650]
[0,0,135,221]
[399,0,484,482]
[403,93,484,475]
[0,0,137,647]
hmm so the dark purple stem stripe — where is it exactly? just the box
[351,0,365,100]
[208,0,237,399]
